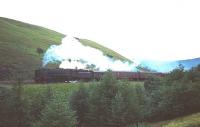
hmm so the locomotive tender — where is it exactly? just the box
[35,68,165,83]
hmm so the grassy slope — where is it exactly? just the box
[150,113,200,127]
[0,17,65,79]
[0,17,132,79]
[79,39,131,62]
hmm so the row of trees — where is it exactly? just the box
[70,73,144,127]
[69,65,200,127]
[0,65,200,127]
[0,85,76,127]
[144,65,200,121]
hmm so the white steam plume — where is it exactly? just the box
[43,36,138,71]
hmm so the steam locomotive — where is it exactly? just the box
[35,68,165,83]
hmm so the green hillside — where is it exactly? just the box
[0,17,132,80]
[150,112,200,127]
[78,38,131,62]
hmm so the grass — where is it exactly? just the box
[1,81,143,96]
[0,17,65,79]
[22,83,82,98]
[79,39,132,62]
[149,113,200,127]
[0,17,132,80]
[22,81,143,91]
[161,113,200,127]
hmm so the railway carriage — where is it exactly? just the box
[35,68,165,83]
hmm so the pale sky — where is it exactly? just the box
[1,0,200,61]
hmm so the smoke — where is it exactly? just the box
[43,36,138,71]
[137,59,180,72]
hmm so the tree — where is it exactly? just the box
[111,92,127,127]
[36,48,44,55]
[70,71,143,127]
[37,98,77,127]
[0,86,30,127]
[69,86,90,127]
[85,64,99,71]
[28,86,53,122]
[166,64,184,82]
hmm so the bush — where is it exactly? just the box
[0,86,30,127]
[144,65,200,121]
[1,65,200,127]
[70,71,144,127]
[36,97,77,127]
[69,85,90,127]
[28,86,54,122]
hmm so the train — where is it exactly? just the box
[35,68,166,83]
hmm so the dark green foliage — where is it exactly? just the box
[144,75,161,92]
[184,65,200,83]
[70,72,144,127]
[85,64,100,71]
[1,65,200,127]
[0,85,77,127]
[36,48,44,55]
[165,64,185,82]
[0,87,14,127]
[69,85,89,127]
[36,98,77,127]
[28,86,54,122]
[87,72,120,127]
[28,86,77,127]
[0,86,30,127]
[144,65,200,121]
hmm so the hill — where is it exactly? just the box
[76,38,131,62]
[178,57,200,69]
[139,57,200,72]
[150,112,200,127]
[0,17,132,80]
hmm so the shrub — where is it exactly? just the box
[70,71,144,127]
[36,98,77,127]
[69,85,90,127]
[144,65,200,121]
[28,86,54,122]
[0,86,30,127]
